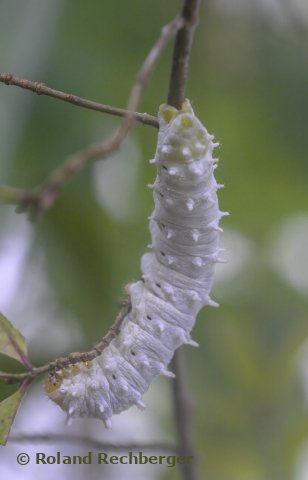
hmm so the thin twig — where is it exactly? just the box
[0,15,183,218]
[0,72,158,128]
[9,434,178,453]
[167,0,201,108]
[171,350,198,480]
[0,299,131,384]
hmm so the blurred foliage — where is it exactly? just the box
[0,0,308,479]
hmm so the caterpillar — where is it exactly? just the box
[45,100,227,428]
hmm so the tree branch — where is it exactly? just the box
[167,0,201,108]
[0,72,158,128]
[9,434,178,453]
[171,350,198,480]
[0,14,184,218]
[166,2,202,479]
[0,298,131,384]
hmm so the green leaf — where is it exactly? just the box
[0,313,31,368]
[0,383,29,446]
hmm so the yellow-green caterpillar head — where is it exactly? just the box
[157,100,212,163]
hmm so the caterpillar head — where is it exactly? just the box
[157,100,213,163]
[44,363,85,397]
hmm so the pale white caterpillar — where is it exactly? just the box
[45,100,226,428]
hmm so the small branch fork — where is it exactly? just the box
[0,6,186,386]
[0,14,183,218]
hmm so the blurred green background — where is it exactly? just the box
[0,1,308,479]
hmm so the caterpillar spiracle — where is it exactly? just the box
[45,100,227,428]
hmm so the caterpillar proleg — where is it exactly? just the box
[45,100,226,427]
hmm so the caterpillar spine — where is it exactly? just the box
[45,100,226,427]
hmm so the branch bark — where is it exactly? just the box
[167,0,201,108]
